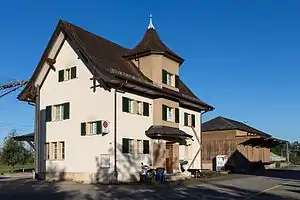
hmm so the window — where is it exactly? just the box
[122,97,134,113]
[167,107,173,121]
[60,142,65,159]
[46,102,70,122]
[184,112,195,127]
[162,69,179,88]
[45,143,49,160]
[137,140,143,154]
[137,101,143,115]
[58,66,77,82]
[55,104,64,121]
[167,72,172,85]
[81,121,102,136]
[122,138,134,154]
[143,140,150,154]
[89,122,97,135]
[53,142,58,159]
[162,105,179,123]
[143,102,149,116]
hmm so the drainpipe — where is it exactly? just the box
[34,85,40,179]
[113,81,127,183]
[200,109,210,170]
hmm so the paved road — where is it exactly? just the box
[0,168,300,199]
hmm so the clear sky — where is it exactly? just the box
[0,0,299,143]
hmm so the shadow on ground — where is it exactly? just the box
[247,168,300,181]
[1,176,299,199]
[0,177,79,200]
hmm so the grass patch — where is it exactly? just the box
[0,163,34,174]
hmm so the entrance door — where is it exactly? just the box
[166,143,173,173]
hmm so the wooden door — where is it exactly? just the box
[166,143,173,173]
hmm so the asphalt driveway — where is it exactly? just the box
[0,168,300,199]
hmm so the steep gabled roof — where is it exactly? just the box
[202,116,271,138]
[18,19,213,111]
[123,28,184,64]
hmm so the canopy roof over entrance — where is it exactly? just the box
[13,132,34,142]
[145,125,192,144]
[239,137,285,148]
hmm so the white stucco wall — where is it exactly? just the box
[39,40,153,183]
[179,107,202,169]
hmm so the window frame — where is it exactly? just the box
[60,141,65,160]
[53,142,58,160]
[137,139,143,154]
[55,104,64,121]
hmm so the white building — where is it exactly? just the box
[17,17,214,183]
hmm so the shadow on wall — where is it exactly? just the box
[46,161,66,181]
[39,109,47,180]
[93,143,152,184]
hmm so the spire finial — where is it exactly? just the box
[148,14,155,29]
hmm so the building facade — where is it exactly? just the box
[18,17,213,183]
[202,116,271,171]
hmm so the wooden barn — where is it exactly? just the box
[201,116,282,172]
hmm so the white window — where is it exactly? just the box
[129,139,134,154]
[55,104,64,120]
[128,99,134,113]
[167,107,174,121]
[89,122,97,135]
[65,68,71,80]
[137,101,143,115]
[53,142,58,159]
[167,72,172,86]
[45,143,49,160]
[60,141,65,159]
[137,140,143,154]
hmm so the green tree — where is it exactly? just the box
[0,130,29,171]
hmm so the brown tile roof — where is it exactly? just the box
[18,20,213,111]
[123,28,184,64]
[202,116,271,137]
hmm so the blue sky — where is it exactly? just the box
[0,0,299,143]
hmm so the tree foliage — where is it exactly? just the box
[0,130,34,170]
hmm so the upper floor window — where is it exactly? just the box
[122,97,150,116]
[45,102,70,122]
[162,69,179,88]
[58,66,77,82]
[162,105,179,123]
[81,120,102,136]
[184,112,196,127]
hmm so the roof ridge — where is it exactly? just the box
[219,116,238,129]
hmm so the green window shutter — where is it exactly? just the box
[96,121,102,134]
[45,106,52,122]
[143,102,149,116]
[162,104,167,121]
[191,114,196,127]
[58,70,64,82]
[63,102,70,119]
[81,123,86,136]
[122,138,129,153]
[143,140,150,154]
[184,113,189,126]
[162,69,167,84]
[175,108,179,123]
[71,67,77,79]
[122,97,129,112]
[175,75,179,88]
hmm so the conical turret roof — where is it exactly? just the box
[124,15,184,64]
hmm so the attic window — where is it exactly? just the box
[58,66,77,82]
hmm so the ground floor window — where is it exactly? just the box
[122,138,150,154]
